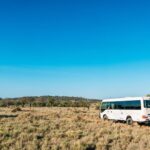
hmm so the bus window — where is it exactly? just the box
[123,101,141,110]
[110,102,115,109]
[101,102,110,112]
[144,100,150,108]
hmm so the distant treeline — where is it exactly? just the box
[0,96,101,107]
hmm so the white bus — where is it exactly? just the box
[100,97,150,125]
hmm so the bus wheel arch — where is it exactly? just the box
[126,116,133,125]
[103,114,108,120]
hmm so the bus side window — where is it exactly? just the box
[106,102,111,109]
[111,102,115,109]
[101,102,106,112]
[101,102,112,112]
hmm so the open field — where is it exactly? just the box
[0,106,150,150]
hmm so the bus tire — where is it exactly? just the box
[103,115,108,121]
[126,116,133,125]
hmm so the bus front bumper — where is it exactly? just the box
[139,119,150,125]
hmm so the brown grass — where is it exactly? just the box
[11,107,22,113]
[0,105,150,150]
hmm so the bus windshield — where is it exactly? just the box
[144,100,150,108]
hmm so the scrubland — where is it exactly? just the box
[0,105,150,150]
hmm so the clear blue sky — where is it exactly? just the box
[0,0,150,98]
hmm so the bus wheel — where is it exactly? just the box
[103,115,108,121]
[126,117,133,125]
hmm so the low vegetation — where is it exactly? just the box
[0,104,150,150]
[0,96,99,108]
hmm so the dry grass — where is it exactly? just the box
[0,105,150,150]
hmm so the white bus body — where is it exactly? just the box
[100,97,150,124]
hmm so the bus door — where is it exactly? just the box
[107,102,116,120]
[118,101,126,120]
[109,102,120,120]
[111,101,123,120]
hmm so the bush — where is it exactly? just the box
[0,96,100,108]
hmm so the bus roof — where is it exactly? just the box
[102,97,150,102]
